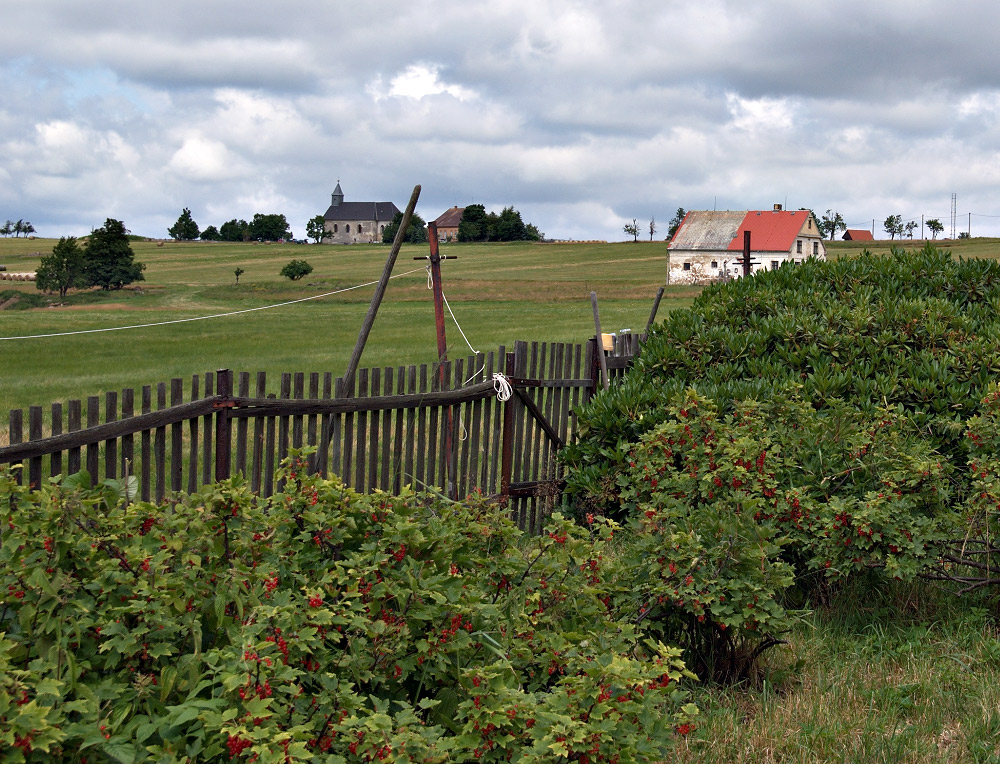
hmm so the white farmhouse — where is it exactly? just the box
[668,206,826,284]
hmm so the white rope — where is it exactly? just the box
[0,267,427,341]
[493,372,513,402]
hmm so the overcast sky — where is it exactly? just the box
[5,0,1000,242]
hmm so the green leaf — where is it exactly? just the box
[103,738,137,764]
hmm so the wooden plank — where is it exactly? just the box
[488,347,506,494]
[121,389,134,483]
[139,388,150,501]
[292,372,305,449]
[355,368,369,492]
[170,379,183,493]
[276,373,291,492]
[379,367,392,492]
[0,397,216,464]
[456,357,471,499]
[316,373,332,477]
[103,392,118,481]
[251,372,266,493]
[404,366,417,489]
[392,366,405,493]
[27,407,42,488]
[427,364,440,491]
[202,373,214,486]
[367,367,380,492]
[235,372,250,479]
[50,402,63,478]
[215,370,233,482]
[480,351,497,493]
[342,376,354,488]
[467,353,485,496]
[263,392,277,497]
[416,365,427,489]
[331,377,344,480]
[188,376,201,494]
[511,343,529,529]
[154,384,166,502]
[307,372,319,454]
[86,396,100,482]
[8,411,22,485]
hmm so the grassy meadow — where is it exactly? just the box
[0,237,694,424]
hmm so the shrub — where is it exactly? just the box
[0,454,697,762]
[279,260,313,281]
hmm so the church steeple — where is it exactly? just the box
[331,180,344,207]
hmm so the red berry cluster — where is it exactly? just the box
[227,734,253,758]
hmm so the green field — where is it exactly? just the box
[0,238,697,428]
[4,235,999,426]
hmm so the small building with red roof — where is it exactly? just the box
[842,229,874,241]
[432,206,465,242]
[667,206,826,284]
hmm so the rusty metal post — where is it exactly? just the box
[214,369,234,481]
[743,230,751,278]
[499,351,516,504]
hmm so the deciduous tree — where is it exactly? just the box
[883,214,904,240]
[219,219,249,242]
[649,217,657,241]
[249,213,291,242]
[280,259,313,280]
[927,218,944,239]
[200,225,221,241]
[305,215,327,243]
[35,236,85,298]
[820,209,846,240]
[381,211,428,244]
[624,219,639,242]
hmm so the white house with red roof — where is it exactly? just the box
[667,206,826,284]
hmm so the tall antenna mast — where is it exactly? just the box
[951,193,957,239]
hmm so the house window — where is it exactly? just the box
[346,224,351,233]
[796,240,802,254]
[357,223,364,233]
[683,262,692,271]
[813,241,819,255]
[711,261,718,268]
[333,224,338,233]
[771,260,779,270]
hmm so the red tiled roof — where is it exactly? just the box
[434,206,465,228]
[726,210,812,252]
[843,229,874,241]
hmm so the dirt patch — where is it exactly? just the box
[0,296,18,310]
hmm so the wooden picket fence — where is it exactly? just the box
[1,337,640,532]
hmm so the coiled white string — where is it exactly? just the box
[493,372,512,402]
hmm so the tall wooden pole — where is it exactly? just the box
[426,222,456,498]
[742,230,752,278]
[342,184,421,393]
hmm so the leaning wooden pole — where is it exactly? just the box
[645,286,665,335]
[342,184,421,393]
[426,222,456,499]
[591,291,610,391]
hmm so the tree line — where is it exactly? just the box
[168,208,295,243]
[35,219,145,298]
[1,219,36,238]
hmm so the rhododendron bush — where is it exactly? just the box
[0,453,696,763]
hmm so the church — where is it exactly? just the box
[322,182,400,244]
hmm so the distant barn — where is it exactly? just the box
[843,229,874,241]
[667,206,826,284]
[432,206,465,242]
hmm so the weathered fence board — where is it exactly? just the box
[2,339,635,531]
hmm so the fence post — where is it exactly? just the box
[584,338,600,404]
[499,351,516,504]
[215,369,233,482]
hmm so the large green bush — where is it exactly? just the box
[0,455,696,763]
[563,245,1000,675]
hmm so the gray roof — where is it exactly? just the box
[668,210,746,251]
[323,201,400,222]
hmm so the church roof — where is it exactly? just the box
[323,201,400,221]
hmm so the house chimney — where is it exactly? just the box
[773,203,783,211]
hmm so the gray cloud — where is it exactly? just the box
[4,0,1000,241]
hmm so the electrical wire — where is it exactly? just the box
[0,267,427,341]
